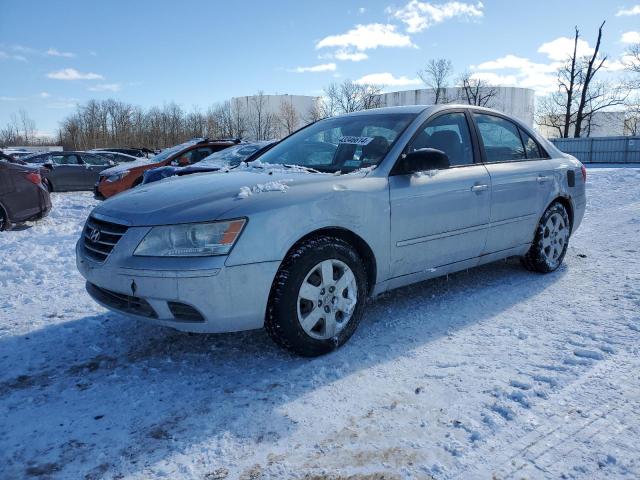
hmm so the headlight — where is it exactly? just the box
[105,171,129,183]
[134,219,246,257]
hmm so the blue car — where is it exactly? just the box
[142,141,276,184]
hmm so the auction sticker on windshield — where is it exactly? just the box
[338,136,374,146]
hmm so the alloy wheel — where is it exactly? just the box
[296,259,358,340]
[541,212,569,266]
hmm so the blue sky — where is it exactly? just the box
[1,0,639,136]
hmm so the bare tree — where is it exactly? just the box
[278,97,299,136]
[320,80,383,116]
[559,27,581,137]
[535,92,567,138]
[418,58,453,104]
[457,72,498,107]
[574,21,606,138]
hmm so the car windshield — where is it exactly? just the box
[198,142,274,168]
[256,113,416,173]
[152,140,201,163]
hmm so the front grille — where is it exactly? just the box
[86,282,157,318]
[167,302,205,322]
[83,216,128,262]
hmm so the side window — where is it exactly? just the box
[52,154,81,165]
[407,112,474,167]
[474,113,525,162]
[81,154,109,166]
[192,147,213,163]
[519,128,544,159]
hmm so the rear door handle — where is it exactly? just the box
[537,175,552,183]
[471,184,489,192]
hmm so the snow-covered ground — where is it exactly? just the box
[1,167,639,479]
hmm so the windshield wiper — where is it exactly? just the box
[283,164,322,173]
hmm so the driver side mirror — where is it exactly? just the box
[392,148,450,176]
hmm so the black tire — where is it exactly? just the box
[43,179,53,193]
[266,236,368,357]
[522,202,571,273]
[0,204,8,231]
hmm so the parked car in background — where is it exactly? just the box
[89,151,139,164]
[76,105,587,356]
[94,138,238,199]
[142,140,277,185]
[23,151,114,192]
[90,147,156,158]
[0,152,51,231]
[1,148,33,160]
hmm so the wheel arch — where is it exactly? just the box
[285,227,377,296]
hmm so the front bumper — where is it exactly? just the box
[76,240,280,333]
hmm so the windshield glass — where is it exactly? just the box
[198,141,274,168]
[152,140,201,163]
[256,113,416,172]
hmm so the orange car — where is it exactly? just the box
[94,138,238,199]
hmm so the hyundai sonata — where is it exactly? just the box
[76,105,586,356]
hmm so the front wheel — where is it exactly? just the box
[266,236,368,357]
[522,202,571,273]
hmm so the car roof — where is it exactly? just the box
[340,104,515,118]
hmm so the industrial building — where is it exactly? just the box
[378,86,536,127]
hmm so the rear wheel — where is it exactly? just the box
[43,179,53,192]
[522,202,570,273]
[0,205,9,231]
[266,236,368,356]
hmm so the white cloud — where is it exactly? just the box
[46,68,103,80]
[538,37,594,61]
[621,31,640,44]
[358,7,366,14]
[616,5,640,16]
[291,63,337,73]
[39,92,51,98]
[471,54,561,95]
[46,48,75,58]
[88,83,121,92]
[0,50,27,62]
[354,72,422,86]
[389,1,484,33]
[0,96,22,101]
[47,97,79,109]
[334,50,369,61]
[316,23,414,51]
[470,71,519,86]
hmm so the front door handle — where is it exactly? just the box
[471,184,489,193]
[537,175,552,183]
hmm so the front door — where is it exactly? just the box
[79,154,112,189]
[50,153,84,190]
[389,111,492,279]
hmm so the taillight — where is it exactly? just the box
[580,165,587,182]
[25,172,42,185]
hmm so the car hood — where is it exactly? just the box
[92,167,370,226]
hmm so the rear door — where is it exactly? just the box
[471,112,549,253]
[389,110,492,279]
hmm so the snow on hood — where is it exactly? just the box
[99,158,156,175]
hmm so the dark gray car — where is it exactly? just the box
[23,152,114,192]
[0,153,51,230]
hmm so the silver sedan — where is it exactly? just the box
[76,105,586,356]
